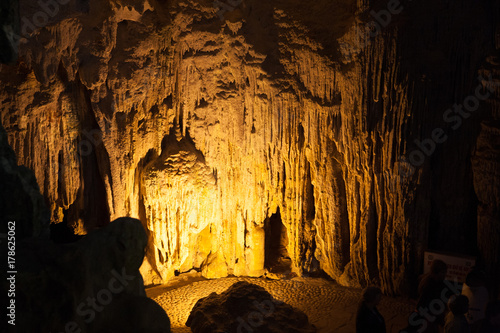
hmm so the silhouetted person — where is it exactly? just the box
[416,259,451,333]
[480,301,500,333]
[445,295,471,333]
[461,269,489,332]
[356,286,386,333]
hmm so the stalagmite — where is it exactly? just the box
[1,0,499,295]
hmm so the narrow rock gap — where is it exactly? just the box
[329,140,351,270]
[300,160,322,274]
[366,186,379,282]
[264,207,291,274]
[82,77,111,224]
[305,161,316,221]
[49,208,84,243]
[56,75,111,233]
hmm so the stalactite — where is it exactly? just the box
[0,0,497,294]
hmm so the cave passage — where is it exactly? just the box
[264,208,292,274]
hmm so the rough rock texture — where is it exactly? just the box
[152,277,415,333]
[0,113,170,332]
[186,281,316,333]
[7,217,171,333]
[472,41,500,294]
[1,0,499,294]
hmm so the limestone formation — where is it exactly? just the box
[186,281,316,333]
[0,112,169,332]
[1,0,499,294]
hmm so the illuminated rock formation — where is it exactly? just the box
[1,0,499,294]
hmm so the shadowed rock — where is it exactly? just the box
[1,216,170,332]
[1,121,169,332]
[0,0,19,63]
[0,122,50,240]
[186,281,316,333]
[11,217,168,333]
[93,294,171,333]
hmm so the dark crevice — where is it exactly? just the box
[328,139,351,271]
[158,249,164,265]
[163,94,173,109]
[282,161,286,201]
[57,60,69,84]
[264,208,291,274]
[299,160,321,274]
[304,161,315,221]
[63,74,111,232]
[49,209,84,244]
[298,123,305,151]
[366,185,379,282]
[195,97,209,109]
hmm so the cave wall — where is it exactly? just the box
[472,25,500,293]
[1,0,498,294]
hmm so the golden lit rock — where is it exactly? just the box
[1,0,499,295]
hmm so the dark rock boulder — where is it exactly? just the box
[0,0,19,63]
[2,216,171,333]
[13,217,172,333]
[92,294,171,333]
[186,281,316,333]
[0,122,50,240]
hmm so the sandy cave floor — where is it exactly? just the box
[148,276,416,333]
